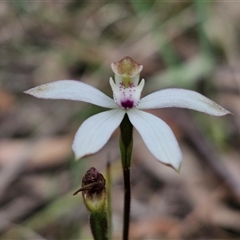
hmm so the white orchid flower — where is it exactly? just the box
[24,57,230,170]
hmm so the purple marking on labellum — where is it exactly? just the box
[121,100,134,109]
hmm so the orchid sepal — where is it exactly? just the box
[24,80,117,109]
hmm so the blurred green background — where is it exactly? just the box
[1,1,240,239]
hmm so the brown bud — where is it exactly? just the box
[75,167,106,213]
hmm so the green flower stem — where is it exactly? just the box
[90,211,108,240]
[107,161,112,240]
[120,114,133,168]
[120,114,133,240]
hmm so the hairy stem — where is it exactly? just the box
[119,114,133,240]
[122,167,131,240]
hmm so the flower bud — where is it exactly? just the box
[81,167,106,213]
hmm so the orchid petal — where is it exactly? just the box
[72,109,125,159]
[138,88,230,116]
[110,77,145,108]
[127,109,182,170]
[24,80,118,108]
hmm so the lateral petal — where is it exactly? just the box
[127,109,182,170]
[24,80,117,108]
[72,109,125,159]
[138,88,230,116]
